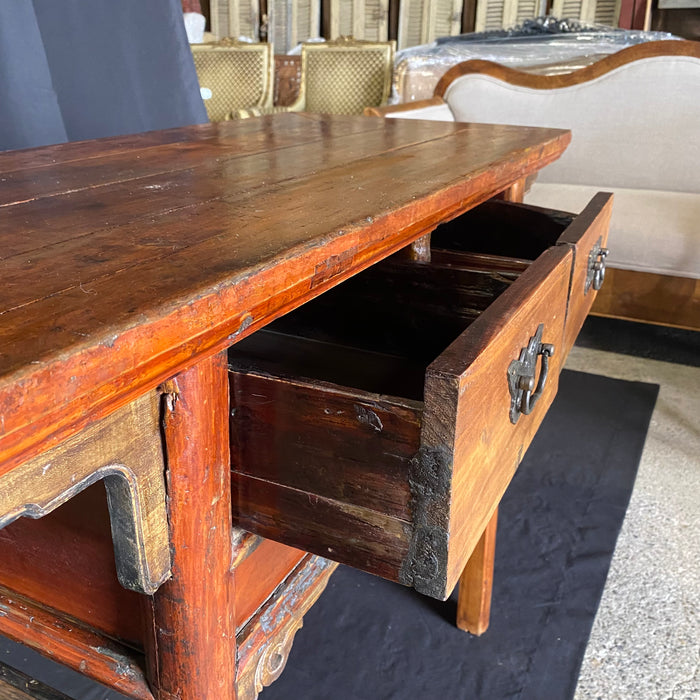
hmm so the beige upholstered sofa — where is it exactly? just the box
[368,41,700,329]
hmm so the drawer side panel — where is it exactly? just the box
[231,473,412,582]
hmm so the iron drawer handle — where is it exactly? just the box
[585,238,610,293]
[508,324,555,425]
[592,247,609,290]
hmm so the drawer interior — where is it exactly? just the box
[230,259,520,401]
[431,199,574,262]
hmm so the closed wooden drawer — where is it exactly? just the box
[229,243,576,600]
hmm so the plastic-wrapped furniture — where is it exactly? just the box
[367,40,700,329]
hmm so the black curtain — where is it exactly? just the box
[0,0,208,152]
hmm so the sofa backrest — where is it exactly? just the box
[436,41,700,193]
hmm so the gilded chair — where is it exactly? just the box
[232,37,395,119]
[191,39,273,121]
[292,37,395,115]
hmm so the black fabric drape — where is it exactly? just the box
[0,0,207,151]
[0,1,67,150]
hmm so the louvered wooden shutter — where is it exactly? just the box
[270,0,321,53]
[210,0,260,40]
[329,0,390,41]
[474,0,551,30]
[551,0,621,24]
[398,0,464,49]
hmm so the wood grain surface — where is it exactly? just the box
[0,115,569,477]
[456,507,498,635]
[427,245,573,594]
[591,268,700,330]
[0,584,153,699]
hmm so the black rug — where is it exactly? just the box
[262,369,659,700]
[0,370,658,700]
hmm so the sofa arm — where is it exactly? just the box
[364,97,455,121]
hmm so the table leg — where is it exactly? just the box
[499,177,527,203]
[143,352,237,699]
[456,508,498,636]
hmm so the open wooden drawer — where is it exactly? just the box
[432,192,613,353]
[228,192,612,601]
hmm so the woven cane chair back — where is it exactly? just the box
[191,40,273,121]
[299,38,395,115]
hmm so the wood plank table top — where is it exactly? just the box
[0,113,569,475]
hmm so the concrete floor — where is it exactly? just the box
[566,346,700,700]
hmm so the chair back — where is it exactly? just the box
[300,38,395,115]
[191,39,273,121]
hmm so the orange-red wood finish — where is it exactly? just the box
[142,353,236,700]
[0,115,569,479]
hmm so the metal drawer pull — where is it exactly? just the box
[508,324,555,424]
[585,237,610,293]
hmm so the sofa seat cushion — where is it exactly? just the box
[525,183,700,279]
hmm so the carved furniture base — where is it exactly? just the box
[236,555,337,700]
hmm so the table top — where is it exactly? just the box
[0,113,569,473]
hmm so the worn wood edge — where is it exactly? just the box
[363,96,447,117]
[236,555,337,700]
[0,131,569,480]
[554,192,614,249]
[0,586,153,700]
[434,40,700,96]
[590,267,700,330]
[425,247,573,595]
[556,193,614,353]
[0,392,170,596]
[0,662,73,700]
[231,529,264,569]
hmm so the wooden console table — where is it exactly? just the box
[0,113,610,698]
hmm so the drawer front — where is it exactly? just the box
[420,245,572,596]
[230,245,573,600]
[556,192,613,354]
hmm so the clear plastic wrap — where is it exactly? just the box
[393,20,680,103]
